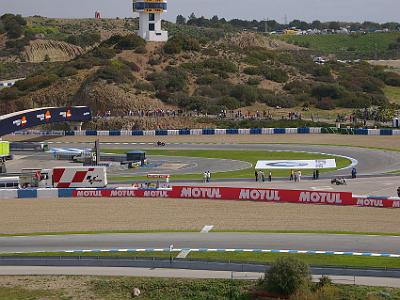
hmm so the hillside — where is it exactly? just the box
[1,15,400,129]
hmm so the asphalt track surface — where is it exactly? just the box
[39,142,400,176]
[6,152,251,176]
[1,233,400,254]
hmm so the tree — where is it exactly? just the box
[188,13,196,21]
[176,15,186,25]
[311,20,322,30]
[328,21,340,31]
[264,257,312,296]
[311,83,345,100]
[211,15,219,23]
[288,19,309,30]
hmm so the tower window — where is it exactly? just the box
[149,13,155,21]
[149,23,155,31]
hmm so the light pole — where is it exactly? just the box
[169,244,174,264]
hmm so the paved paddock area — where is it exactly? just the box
[0,197,398,234]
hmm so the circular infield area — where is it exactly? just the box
[7,141,400,177]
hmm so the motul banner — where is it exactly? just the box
[71,186,400,208]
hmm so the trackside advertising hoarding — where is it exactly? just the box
[255,159,337,170]
[72,186,400,208]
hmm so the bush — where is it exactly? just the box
[5,37,30,50]
[135,46,147,54]
[384,72,400,86]
[148,57,161,66]
[0,86,22,100]
[259,66,289,83]
[243,67,260,76]
[259,92,297,108]
[134,81,155,92]
[316,98,336,110]
[244,66,288,83]
[147,67,188,93]
[370,93,389,106]
[114,34,145,50]
[14,74,58,92]
[163,35,200,54]
[316,276,333,289]
[72,56,105,69]
[284,80,312,94]
[203,58,238,73]
[217,96,241,109]
[338,94,371,108]
[202,47,219,56]
[230,84,258,105]
[92,47,116,59]
[264,257,312,296]
[66,32,101,48]
[94,64,135,84]
[195,85,223,98]
[126,61,141,72]
[163,40,182,54]
[311,83,346,100]
[247,78,260,85]
[245,48,276,65]
[57,66,78,77]
[196,74,219,85]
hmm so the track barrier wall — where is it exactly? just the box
[10,128,400,137]
[1,186,399,208]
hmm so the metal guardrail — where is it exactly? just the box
[0,256,399,278]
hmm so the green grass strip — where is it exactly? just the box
[2,251,399,269]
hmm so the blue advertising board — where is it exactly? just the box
[0,106,92,136]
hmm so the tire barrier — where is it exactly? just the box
[11,128,400,137]
[2,186,399,208]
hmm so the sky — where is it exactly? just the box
[1,0,399,23]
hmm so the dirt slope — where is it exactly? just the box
[22,39,85,62]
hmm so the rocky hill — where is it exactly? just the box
[0,15,399,129]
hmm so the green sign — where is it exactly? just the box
[0,141,10,157]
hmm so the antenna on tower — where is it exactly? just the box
[262,18,269,33]
[284,14,288,26]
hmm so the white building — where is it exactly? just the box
[133,0,168,42]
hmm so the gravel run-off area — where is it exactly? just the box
[0,198,398,234]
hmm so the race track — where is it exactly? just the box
[2,233,400,254]
[42,142,400,176]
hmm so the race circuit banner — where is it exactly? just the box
[255,159,337,170]
[72,186,400,208]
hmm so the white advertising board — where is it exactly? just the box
[255,159,336,170]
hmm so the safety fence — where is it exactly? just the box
[1,186,399,208]
[11,128,400,137]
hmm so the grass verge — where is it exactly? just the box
[104,149,351,181]
[1,275,400,300]
[385,85,400,105]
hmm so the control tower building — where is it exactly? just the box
[133,0,168,42]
